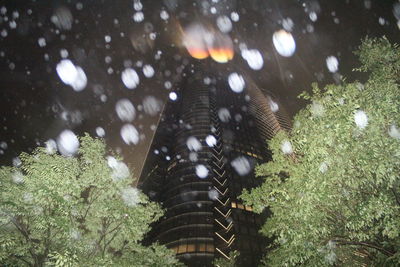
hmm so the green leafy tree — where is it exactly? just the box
[212,251,239,267]
[0,134,182,267]
[241,37,400,266]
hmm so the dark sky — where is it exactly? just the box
[1,0,399,177]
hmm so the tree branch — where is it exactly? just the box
[390,188,400,206]
[332,239,395,257]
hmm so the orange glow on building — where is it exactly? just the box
[187,48,210,59]
[209,47,234,63]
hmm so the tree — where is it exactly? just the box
[240,37,400,266]
[212,251,239,267]
[0,134,182,267]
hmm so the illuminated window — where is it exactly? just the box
[187,244,196,253]
[231,202,237,208]
[198,243,206,252]
[237,203,244,210]
[245,205,253,212]
[206,244,214,252]
[178,244,187,254]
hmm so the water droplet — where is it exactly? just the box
[133,12,144,22]
[241,49,264,70]
[57,129,79,156]
[121,68,139,89]
[169,92,178,101]
[142,64,154,78]
[115,99,136,122]
[205,135,217,147]
[354,110,368,129]
[38,37,46,47]
[187,136,201,151]
[326,56,339,73]
[216,15,232,33]
[272,30,296,57]
[121,187,140,206]
[96,127,105,137]
[218,108,231,122]
[228,73,245,93]
[281,140,293,154]
[120,124,139,145]
[143,96,161,116]
[231,156,251,176]
[195,164,208,179]
[160,10,169,20]
[230,12,239,22]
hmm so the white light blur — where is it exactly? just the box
[121,68,139,89]
[272,30,296,57]
[169,92,178,101]
[196,164,208,179]
[228,73,245,93]
[120,124,139,145]
[326,56,339,73]
[57,129,79,156]
[205,135,217,147]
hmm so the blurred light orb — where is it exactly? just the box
[208,33,234,63]
[182,23,234,63]
[133,12,144,22]
[205,135,217,147]
[326,56,339,73]
[281,140,293,154]
[183,23,210,59]
[187,136,202,152]
[269,99,279,112]
[230,12,239,22]
[115,99,136,122]
[45,139,57,154]
[57,129,79,156]
[169,92,178,101]
[272,30,296,57]
[209,47,234,63]
[56,59,87,91]
[228,72,245,93]
[121,68,139,89]
[160,10,169,20]
[218,108,231,122]
[142,64,155,78]
[231,156,251,176]
[51,6,73,30]
[216,15,232,33]
[241,49,264,70]
[120,124,139,145]
[142,96,162,116]
[354,110,368,129]
[282,17,294,32]
[71,66,87,91]
[195,164,209,179]
[96,127,105,137]
[57,59,78,85]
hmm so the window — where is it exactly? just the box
[206,243,214,252]
[198,243,206,252]
[178,243,187,254]
[187,244,196,253]
[245,205,253,212]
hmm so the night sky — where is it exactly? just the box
[1,0,399,177]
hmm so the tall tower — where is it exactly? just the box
[139,64,290,266]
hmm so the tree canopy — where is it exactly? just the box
[241,37,400,266]
[0,134,182,267]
